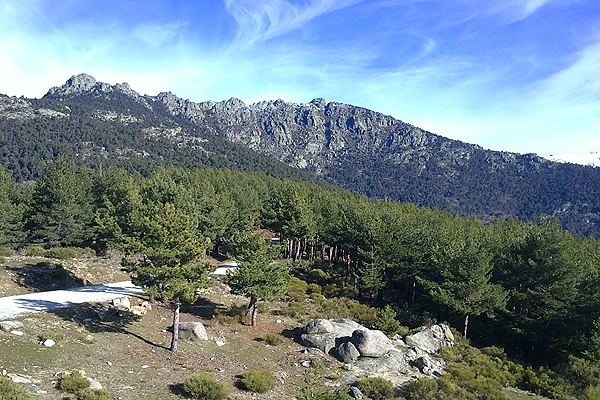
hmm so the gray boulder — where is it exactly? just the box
[304,319,335,334]
[354,348,409,374]
[351,329,393,357]
[405,324,454,353]
[414,354,445,376]
[336,341,361,363]
[301,318,362,354]
[0,321,23,332]
[178,322,208,344]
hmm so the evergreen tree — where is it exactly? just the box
[121,203,214,352]
[227,232,289,326]
[0,166,24,247]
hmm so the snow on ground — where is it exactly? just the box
[0,281,142,320]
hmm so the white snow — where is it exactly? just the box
[545,151,600,167]
[0,281,142,320]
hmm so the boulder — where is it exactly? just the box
[212,336,226,346]
[349,386,364,399]
[336,341,360,363]
[111,296,130,310]
[0,321,23,332]
[301,318,362,354]
[351,329,393,358]
[178,322,208,344]
[414,354,445,377]
[87,377,103,389]
[43,339,55,347]
[304,319,335,334]
[354,348,409,374]
[405,324,454,353]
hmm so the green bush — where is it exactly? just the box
[285,301,306,317]
[70,388,113,400]
[0,247,15,256]
[0,376,35,400]
[40,331,66,342]
[307,283,322,295]
[183,373,230,400]
[405,378,438,400]
[60,372,90,393]
[22,246,46,257]
[308,268,329,280]
[356,377,395,400]
[287,277,308,302]
[241,370,276,393]
[373,305,402,337]
[261,333,284,346]
[310,292,325,305]
[45,247,78,259]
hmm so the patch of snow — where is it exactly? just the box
[545,151,600,167]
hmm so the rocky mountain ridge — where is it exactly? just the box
[2,73,599,237]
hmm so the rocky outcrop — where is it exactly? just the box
[405,324,455,354]
[178,322,208,344]
[301,319,453,386]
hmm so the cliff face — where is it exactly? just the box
[12,73,595,237]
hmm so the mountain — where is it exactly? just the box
[2,73,600,237]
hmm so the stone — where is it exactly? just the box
[354,348,409,374]
[349,386,364,399]
[112,296,130,310]
[351,329,393,358]
[414,355,445,376]
[43,339,55,347]
[301,318,363,355]
[10,330,23,336]
[0,321,23,332]
[8,373,32,384]
[405,324,454,354]
[212,336,226,346]
[305,348,325,356]
[336,341,360,363]
[304,319,335,334]
[87,377,103,389]
[178,322,208,344]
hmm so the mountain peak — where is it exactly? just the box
[44,73,141,99]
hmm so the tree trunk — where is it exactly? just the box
[252,301,258,327]
[170,297,181,352]
[463,314,469,339]
[246,296,257,318]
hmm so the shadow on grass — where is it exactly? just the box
[168,383,187,397]
[49,302,168,350]
[282,326,304,345]
[7,262,86,292]
[182,296,230,321]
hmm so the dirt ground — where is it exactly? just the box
[0,254,334,400]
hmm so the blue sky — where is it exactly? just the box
[1,0,599,157]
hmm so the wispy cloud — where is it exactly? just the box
[223,0,363,49]
[133,21,189,48]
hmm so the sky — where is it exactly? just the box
[1,0,599,157]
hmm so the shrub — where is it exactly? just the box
[59,372,90,393]
[285,301,306,317]
[405,378,438,400]
[307,283,322,295]
[356,377,395,400]
[287,277,308,302]
[372,305,402,337]
[0,376,35,400]
[261,333,284,346]
[71,388,113,400]
[183,373,230,400]
[40,331,65,342]
[0,247,15,256]
[45,247,78,259]
[241,370,276,393]
[308,268,329,280]
[22,246,46,257]
[310,292,325,305]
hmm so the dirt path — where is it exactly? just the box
[0,281,142,320]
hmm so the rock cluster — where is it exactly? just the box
[301,319,454,380]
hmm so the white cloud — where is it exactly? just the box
[133,21,188,48]
[223,0,364,48]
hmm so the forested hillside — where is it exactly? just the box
[2,161,600,370]
[1,74,600,238]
